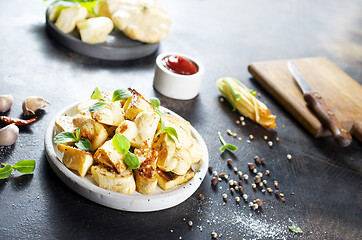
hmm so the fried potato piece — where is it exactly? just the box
[91,101,125,126]
[153,133,192,175]
[77,17,114,44]
[134,148,158,194]
[93,139,127,174]
[91,165,135,194]
[157,168,194,191]
[107,0,171,43]
[115,111,160,148]
[57,144,93,177]
[55,5,87,33]
[73,114,108,151]
[55,116,76,135]
[123,88,154,120]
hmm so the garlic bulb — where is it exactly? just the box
[22,96,50,116]
[0,95,14,112]
[0,124,19,146]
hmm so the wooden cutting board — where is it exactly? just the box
[248,57,362,143]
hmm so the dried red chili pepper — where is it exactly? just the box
[0,116,37,125]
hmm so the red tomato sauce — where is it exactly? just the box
[161,55,198,75]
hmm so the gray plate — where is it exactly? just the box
[45,9,159,61]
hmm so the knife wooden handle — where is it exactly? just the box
[304,92,352,147]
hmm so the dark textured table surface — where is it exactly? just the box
[1,0,361,239]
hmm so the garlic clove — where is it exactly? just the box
[22,96,50,116]
[0,124,19,146]
[0,95,14,112]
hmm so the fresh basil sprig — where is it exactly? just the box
[150,97,179,142]
[54,128,91,151]
[112,89,131,102]
[88,88,130,112]
[112,134,140,169]
[218,131,238,152]
[288,226,303,234]
[0,160,36,179]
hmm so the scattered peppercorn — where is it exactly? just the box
[255,199,263,207]
[233,167,238,172]
[208,166,213,173]
[267,188,273,193]
[249,135,254,140]
[254,156,261,164]
[188,221,193,226]
[257,172,263,178]
[258,182,263,187]
[274,181,279,189]
[219,173,226,178]
[248,162,255,170]
[235,120,240,125]
[211,232,218,238]
[281,198,286,202]
[220,97,224,102]
[276,137,279,142]
[290,192,295,195]
[227,159,233,165]
[243,174,249,180]
[238,186,244,192]
[263,180,267,185]
[254,176,261,184]
[198,194,205,201]
[268,141,273,147]
[242,194,248,200]
[280,193,284,197]
[287,154,292,160]
[238,180,243,186]
[265,170,270,176]
[211,177,218,185]
[260,158,266,165]
[275,190,280,196]
[212,171,218,176]
[222,193,227,199]
[252,183,256,189]
[235,196,240,202]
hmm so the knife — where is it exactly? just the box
[287,61,352,147]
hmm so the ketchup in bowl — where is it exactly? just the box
[161,55,198,75]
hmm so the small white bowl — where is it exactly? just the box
[153,52,204,100]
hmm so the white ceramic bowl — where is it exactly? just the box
[153,52,205,100]
[44,102,209,212]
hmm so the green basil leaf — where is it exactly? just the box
[225,144,238,151]
[75,128,80,141]
[12,160,36,174]
[219,145,226,152]
[249,90,257,97]
[150,97,160,109]
[54,131,77,144]
[112,89,131,102]
[0,164,13,179]
[75,138,91,151]
[88,101,107,112]
[218,131,227,145]
[90,87,102,99]
[124,152,140,169]
[163,127,179,141]
[112,134,130,154]
[288,226,303,234]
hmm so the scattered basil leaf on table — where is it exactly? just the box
[288,226,303,234]
[218,131,238,152]
[112,89,131,102]
[0,160,36,179]
[150,97,162,115]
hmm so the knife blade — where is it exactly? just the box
[287,61,352,147]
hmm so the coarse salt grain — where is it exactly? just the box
[287,154,292,160]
